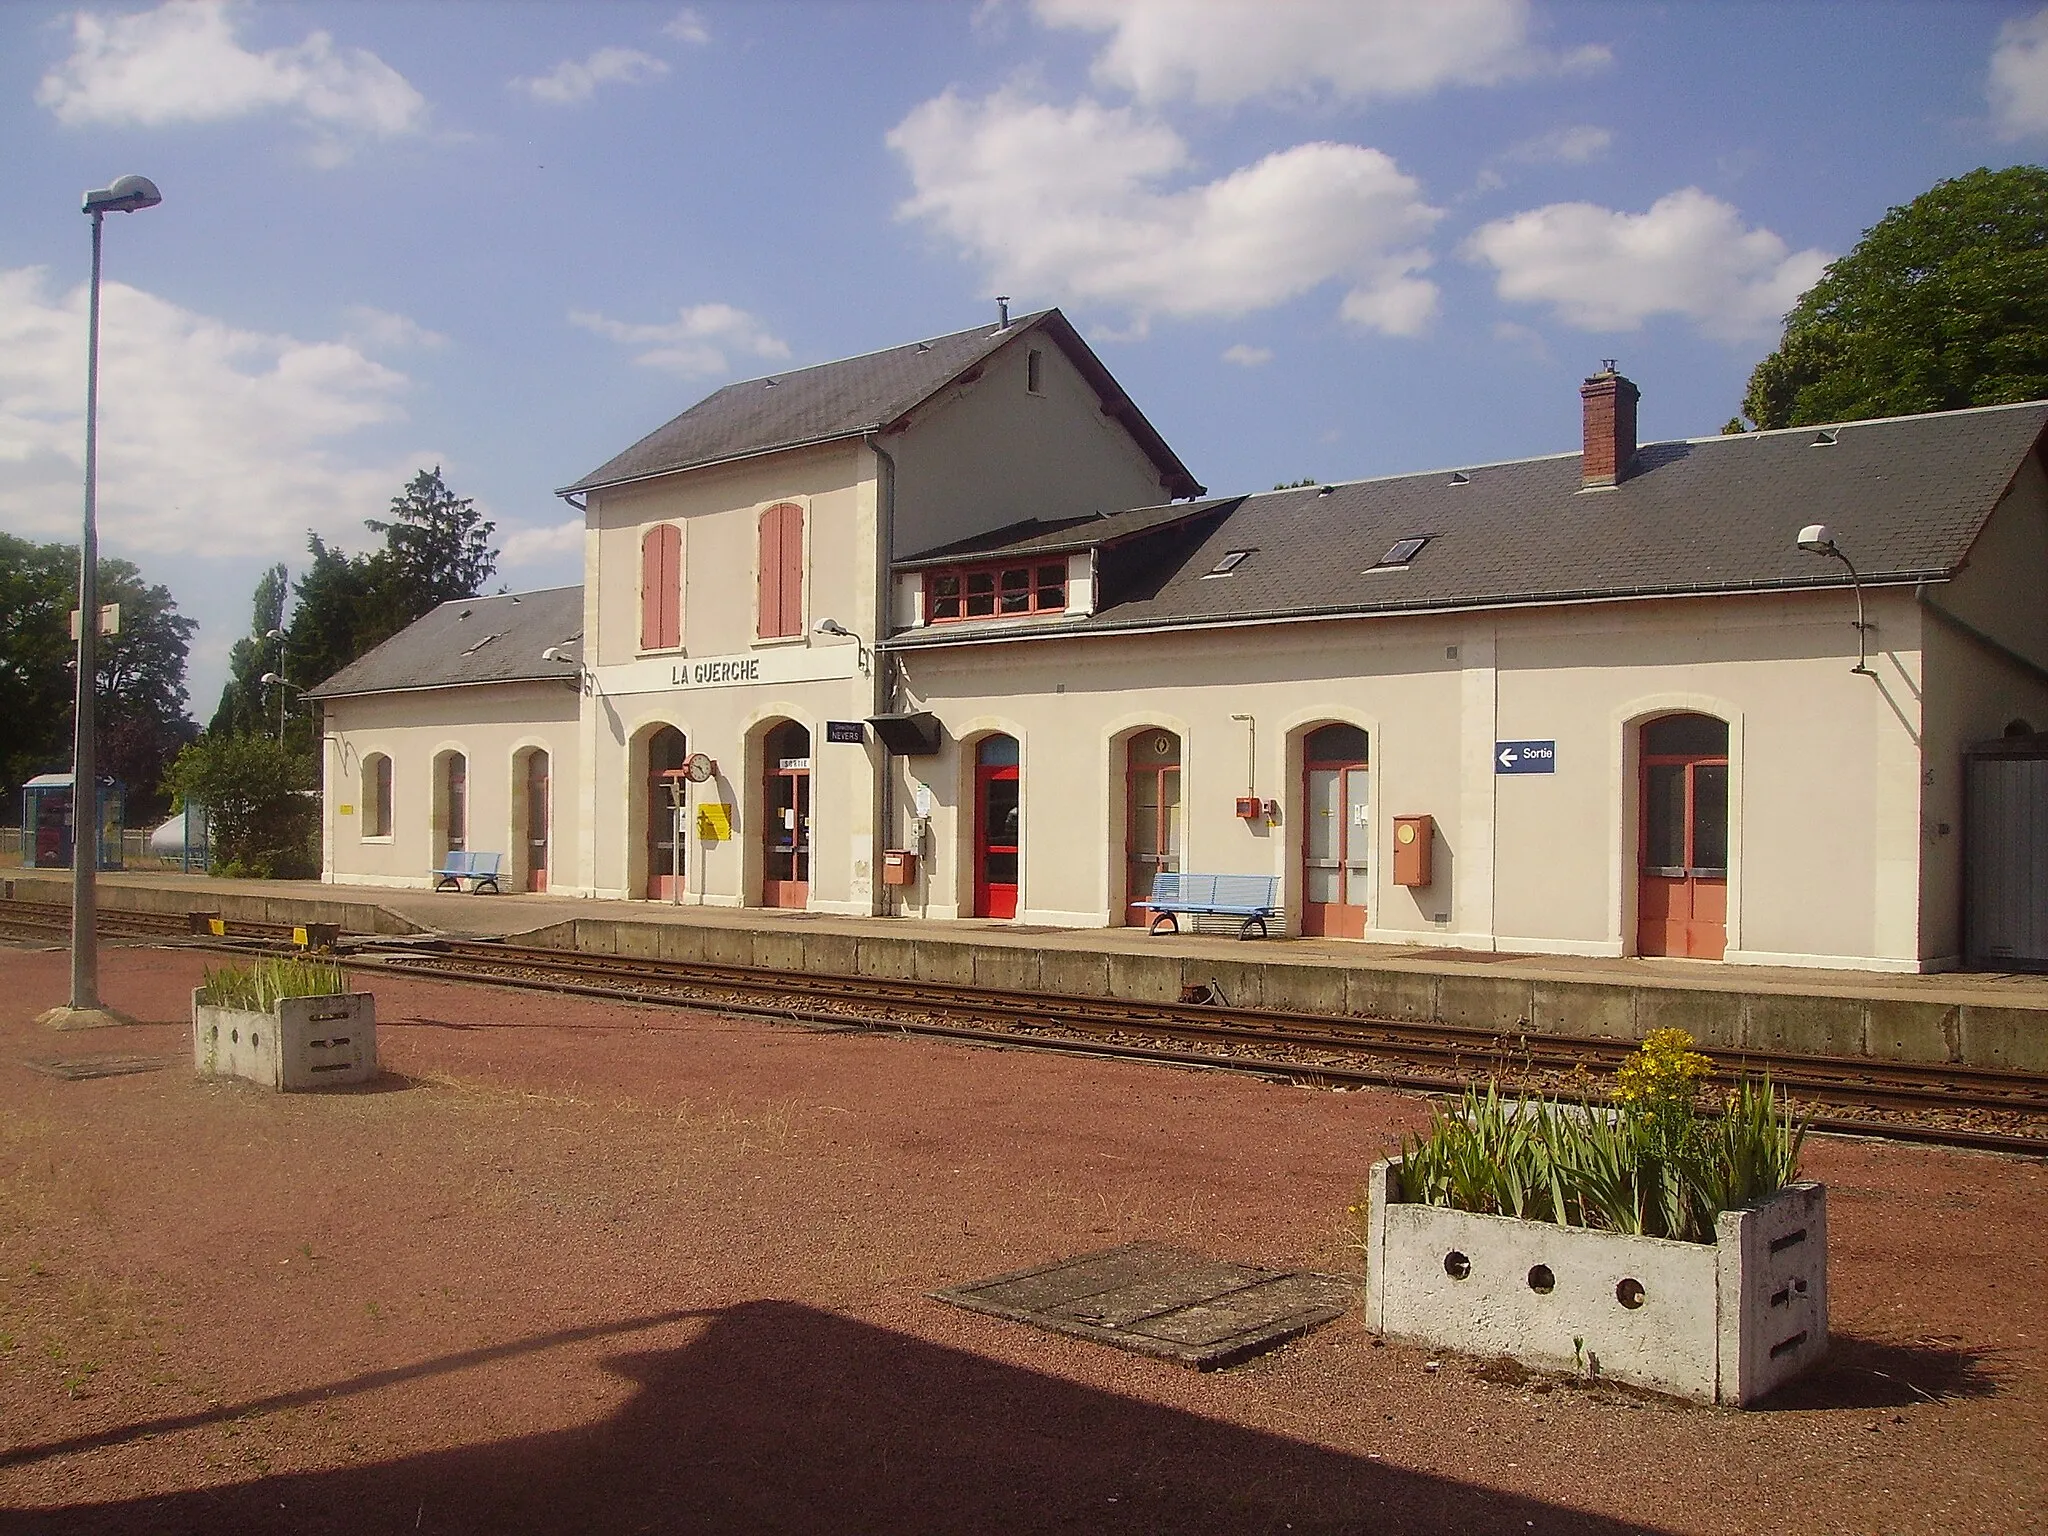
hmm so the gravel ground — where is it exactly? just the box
[0,942,2043,1535]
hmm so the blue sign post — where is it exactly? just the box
[1495,740,1556,774]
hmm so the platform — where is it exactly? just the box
[7,866,2046,1071]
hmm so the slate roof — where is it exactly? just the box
[562,309,1202,499]
[305,587,584,699]
[886,400,2048,647]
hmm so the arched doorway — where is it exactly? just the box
[645,726,688,900]
[1303,723,1370,938]
[518,748,551,893]
[432,750,467,863]
[1123,730,1182,925]
[973,734,1020,919]
[762,720,811,908]
[1638,713,1729,959]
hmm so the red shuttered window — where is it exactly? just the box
[757,502,805,639]
[640,524,681,651]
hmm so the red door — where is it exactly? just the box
[1123,731,1181,925]
[1302,724,1370,938]
[1637,713,1730,959]
[525,750,550,894]
[974,735,1019,919]
[762,721,811,909]
[646,727,688,900]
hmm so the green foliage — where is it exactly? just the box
[1272,477,1319,490]
[164,733,317,879]
[210,563,289,739]
[198,955,349,1010]
[1738,165,2048,429]
[363,466,498,625]
[1393,1033,1807,1245]
[0,535,196,820]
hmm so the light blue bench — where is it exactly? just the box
[433,850,502,894]
[1133,872,1281,940]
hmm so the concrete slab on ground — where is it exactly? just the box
[932,1242,1353,1369]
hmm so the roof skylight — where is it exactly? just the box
[1203,549,1255,578]
[1371,537,1429,570]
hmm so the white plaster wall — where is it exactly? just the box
[1936,450,2048,670]
[321,683,581,893]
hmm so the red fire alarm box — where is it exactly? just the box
[1392,814,1434,887]
[883,849,919,886]
[1235,796,1262,819]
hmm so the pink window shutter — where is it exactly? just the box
[779,503,804,636]
[642,526,680,649]
[758,508,782,637]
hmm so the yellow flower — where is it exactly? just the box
[1613,1027,1712,1106]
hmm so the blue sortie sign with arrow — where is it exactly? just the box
[1495,740,1556,774]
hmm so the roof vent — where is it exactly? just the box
[1811,428,1838,446]
[1371,537,1429,569]
[915,341,932,353]
[763,377,779,388]
[996,295,1011,329]
[1204,549,1255,578]
[1448,471,1470,486]
[1317,485,1336,497]
[460,632,501,657]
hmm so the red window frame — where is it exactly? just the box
[924,560,1068,623]
[640,524,681,651]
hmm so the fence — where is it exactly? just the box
[0,825,207,872]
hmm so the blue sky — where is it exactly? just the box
[3,0,2046,718]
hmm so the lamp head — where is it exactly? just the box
[541,646,564,663]
[259,672,282,687]
[1796,523,1838,557]
[815,618,851,638]
[82,175,162,216]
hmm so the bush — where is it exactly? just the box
[197,956,350,1010]
[164,733,318,879]
[1392,1030,1806,1245]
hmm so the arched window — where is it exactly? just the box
[757,502,805,639]
[640,524,682,651]
[362,754,393,838]
[441,751,467,854]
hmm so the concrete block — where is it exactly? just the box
[799,932,860,980]
[1255,962,1346,1018]
[1533,981,1636,1040]
[1742,994,1865,1059]
[914,942,977,987]
[701,927,754,967]
[193,990,377,1091]
[615,923,663,960]
[1107,951,1185,1003]
[855,936,918,980]
[1185,958,1267,1011]
[1436,974,1535,1031]
[521,923,577,951]
[1347,969,1438,1023]
[1635,986,1744,1051]
[748,929,807,976]
[1367,1156,1827,1406]
[1957,1006,2048,1073]
[972,945,1043,993]
[1040,950,1110,1000]
[1862,1000,1960,1065]
[655,923,711,965]
[576,921,622,957]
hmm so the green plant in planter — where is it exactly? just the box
[1389,1030,1807,1245]
[197,956,350,1011]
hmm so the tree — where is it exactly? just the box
[210,563,289,739]
[163,733,318,879]
[0,534,76,809]
[1737,165,2048,430]
[364,466,497,629]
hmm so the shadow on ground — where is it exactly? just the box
[6,1301,1673,1535]
[1760,1331,2004,1410]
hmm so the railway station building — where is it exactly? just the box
[308,309,2048,974]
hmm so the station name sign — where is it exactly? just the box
[594,644,858,698]
[1495,740,1556,774]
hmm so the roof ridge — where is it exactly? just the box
[1679,396,2048,445]
[705,310,1053,395]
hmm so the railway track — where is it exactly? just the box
[8,898,2047,1154]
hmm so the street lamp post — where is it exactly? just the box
[265,628,289,742]
[41,174,161,1032]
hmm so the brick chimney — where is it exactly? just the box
[1580,362,1639,489]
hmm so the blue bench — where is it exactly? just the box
[433,850,502,894]
[1132,872,1281,940]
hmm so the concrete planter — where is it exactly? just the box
[1362,1158,1827,1405]
[192,989,378,1091]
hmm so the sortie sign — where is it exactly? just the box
[1495,740,1557,774]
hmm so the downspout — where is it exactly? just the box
[865,432,898,914]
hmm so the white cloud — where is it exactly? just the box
[1033,0,1607,106]
[570,303,790,375]
[1504,124,1613,165]
[1463,188,1832,341]
[512,46,669,106]
[888,89,1443,332]
[343,306,447,352]
[1221,344,1272,367]
[1990,7,2048,139]
[499,518,584,567]
[663,9,710,45]
[36,0,424,160]
[0,266,432,558]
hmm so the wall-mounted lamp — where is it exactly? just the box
[1795,523,1875,677]
[540,643,592,691]
[814,617,872,675]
